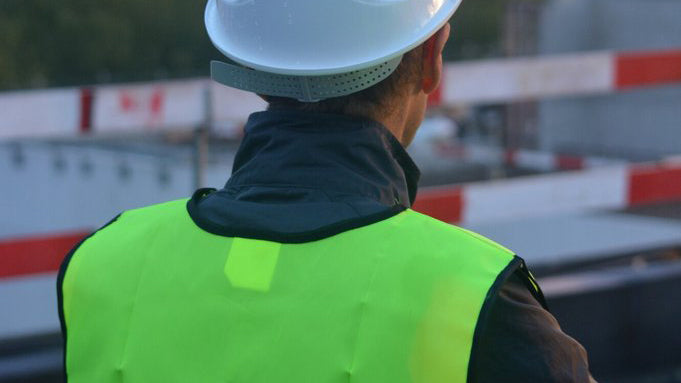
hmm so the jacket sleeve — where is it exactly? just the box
[469,270,597,383]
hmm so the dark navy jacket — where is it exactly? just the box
[185,109,595,382]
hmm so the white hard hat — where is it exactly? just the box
[205,0,462,102]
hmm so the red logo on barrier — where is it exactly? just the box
[117,87,165,128]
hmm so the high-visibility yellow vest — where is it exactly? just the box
[61,198,522,383]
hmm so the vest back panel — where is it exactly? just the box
[61,199,515,383]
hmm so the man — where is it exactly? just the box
[58,0,595,382]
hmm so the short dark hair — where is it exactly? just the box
[262,46,423,119]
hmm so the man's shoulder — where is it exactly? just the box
[74,198,190,252]
[395,209,515,257]
[122,197,190,220]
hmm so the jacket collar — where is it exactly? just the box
[226,109,420,207]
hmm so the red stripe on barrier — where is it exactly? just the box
[505,150,517,167]
[616,49,681,89]
[628,164,681,206]
[0,231,89,278]
[556,155,585,171]
[79,88,93,134]
[412,186,464,223]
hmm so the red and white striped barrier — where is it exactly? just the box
[412,161,681,225]
[431,48,681,106]
[1,161,680,281]
[1,48,680,139]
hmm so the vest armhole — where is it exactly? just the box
[517,258,550,311]
[56,213,121,380]
[466,255,523,383]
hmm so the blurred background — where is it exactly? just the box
[1,0,681,382]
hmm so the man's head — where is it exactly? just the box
[205,0,458,145]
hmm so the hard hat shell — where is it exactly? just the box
[205,0,462,76]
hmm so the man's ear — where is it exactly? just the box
[421,23,451,94]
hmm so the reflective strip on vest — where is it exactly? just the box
[61,198,516,383]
